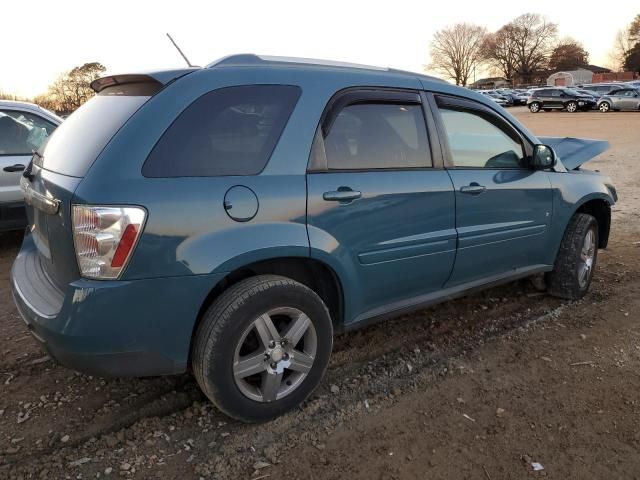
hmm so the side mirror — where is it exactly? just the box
[532,145,556,169]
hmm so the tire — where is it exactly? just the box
[192,275,333,422]
[546,213,598,300]
[599,101,611,113]
[529,102,541,113]
[565,101,578,113]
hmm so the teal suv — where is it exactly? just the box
[11,55,616,421]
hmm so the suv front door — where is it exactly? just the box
[431,94,553,286]
[306,89,456,323]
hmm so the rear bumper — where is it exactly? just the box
[11,235,226,377]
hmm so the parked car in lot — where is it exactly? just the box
[496,88,528,105]
[477,90,509,106]
[597,87,640,112]
[11,55,616,422]
[0,101,62,231]
[527,87,596,112]
[580,83,626,95]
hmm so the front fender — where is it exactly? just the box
[547,171,615,264]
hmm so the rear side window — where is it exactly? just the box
[143,85,301,177]
[322,103,431,170]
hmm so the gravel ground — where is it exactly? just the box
[0,109,639,479]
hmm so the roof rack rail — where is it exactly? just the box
[206,54,388,71]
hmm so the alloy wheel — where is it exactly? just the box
[599,102,610,112]
[566,102,577,113]
[578,228,596,288]
[233,307,317,402]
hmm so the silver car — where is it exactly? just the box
[0,101,62,231]
[597,88,640,112]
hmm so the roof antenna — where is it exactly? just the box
[166,33,194,67]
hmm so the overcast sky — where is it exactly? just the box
[1,0,637,97]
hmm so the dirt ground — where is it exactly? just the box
[1,109,639,480]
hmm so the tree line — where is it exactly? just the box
[1,62,106,115]
[429,13,640,86]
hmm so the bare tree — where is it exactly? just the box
[609,14,640,71]
[483,14,557,84]
[549,38,589,71]
[428,23,487,86]
[609,29,634,71]
[509,14,558,83]
[482,25,518,83]
[46,62,106,113]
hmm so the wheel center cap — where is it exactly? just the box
[270,347,284,363]
[585,257,593,268]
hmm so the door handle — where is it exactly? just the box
[459,183,486,195]
[3,164,25,173]
[323,188,362,203]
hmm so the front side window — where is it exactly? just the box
[439,108,525,169]
[0,110,56,155]
[143,85,301,177]
[322,103,431,170]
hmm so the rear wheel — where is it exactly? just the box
[546,213,598,300]
[598,101,611,112]
[565,101,578,113]
[529,102,541,113]
[192,275,333,422]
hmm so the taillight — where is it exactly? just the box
[72,205,146,279]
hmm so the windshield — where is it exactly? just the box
[39,94,149,177]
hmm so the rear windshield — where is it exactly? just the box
[40,91,150,177]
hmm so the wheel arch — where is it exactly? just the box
[574,197,611,248]
[189,256,345,362]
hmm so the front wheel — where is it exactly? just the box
[529,102,541,113]
[598,102,611,112]
[192,275,333,422]
[546,213,598,300]
[565,101,578,113]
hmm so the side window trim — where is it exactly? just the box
[431,94,533,170]
[308,87,433,173]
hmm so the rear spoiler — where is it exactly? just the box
[90,68,199,93]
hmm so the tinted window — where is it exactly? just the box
[0,110,56,155]
[439,109,524,169]
[143,85,301,177]
[550,90,562,97]
[323,103,430,170]
[41,95,149,176]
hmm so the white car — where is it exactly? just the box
[0,101,62,231]
[477,90,508,106]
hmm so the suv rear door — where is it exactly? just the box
[430,94,553,286]
[306,89,456,323]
